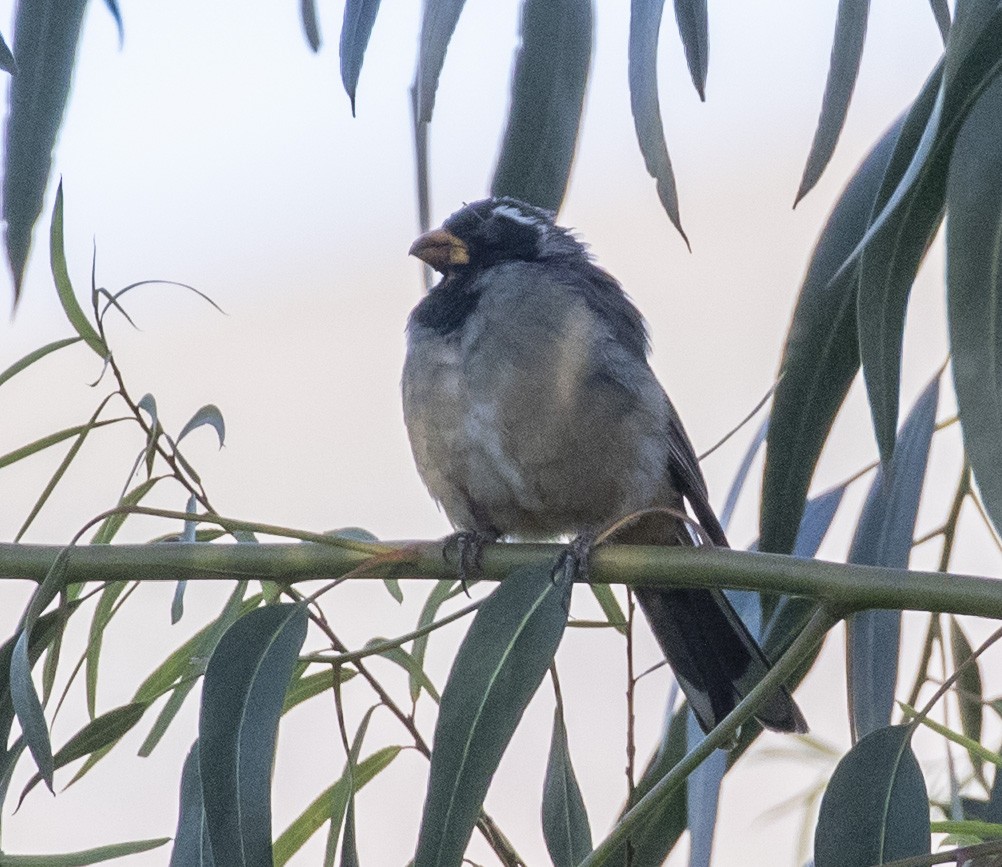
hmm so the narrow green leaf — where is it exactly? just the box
[795,0,870,203]
[947,72,1002,540]
[949,616,984,753]
[0,337,81,389]
[0,837,170,866]
[18,702,147,806]
[85,582,130,719]
[846,375,938,741]
[410,580,459,703]
[301,0,321,51]
[0,419,124,470]
[929,0,950,42]
[10,631,53,791]
[169,741,213,867]
[672,0,708,99]
[491,0,592,212]
[900,702,1002,769]
[137,583,252,758]
[367,638,440,703]
[541,704,592,866]
[282,666,355,715]
[199,603,308,867]
[177,404,225,447]
[814,725,930,866]
[414,0,467,122]
[629,0,687,244]
[171,495,198,625]
[49,183,106,356]
[414,562,572,867]
[68,589,260,787]
[382,576,403,603]
[273,747,401,866]
[760,116,903,553]
[587,584,627,635]
[4,3,88,300]
[15,394,117,542]
[340,0,381,114]
[90,478,161,545]
[930,819,1002,839]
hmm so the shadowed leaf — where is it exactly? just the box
[629,0,687,245]
[340,0,381,114]
[301,0,321,51]
[200,604,308,867]
[4,1,87,301]
[815,725,930,866]
[414,562,572,866]
[672,0,707,99]
[846,375,937,741]
[491,0,592,212]
[414,0,467,122]
[170,741,214,867]
[795,0,870,203]
[542,703,592,866]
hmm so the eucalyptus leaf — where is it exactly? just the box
[795,0,870,203]
[340,0,381,113]
[301,0,321,51]
[413,562,572,866]
[491,0,592,212]
[200,603,308,867]
[629,0,687,244]
[4,3,88,301]
[169,741,214,867]
[541,704,592,866]
[672,0,708,99]
[414,0,467,122]
[814,725,930,866]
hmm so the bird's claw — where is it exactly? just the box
[442,530,492,595]
[552,532,597,585]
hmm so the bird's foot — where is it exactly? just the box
[552,531,598,584]
[442,530,494,594]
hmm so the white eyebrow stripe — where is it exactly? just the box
[492,203,542,226]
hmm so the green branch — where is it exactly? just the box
[1,540,1001,619]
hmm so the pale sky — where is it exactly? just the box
[0,2,986,865]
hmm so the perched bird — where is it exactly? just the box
[402,196,806,735]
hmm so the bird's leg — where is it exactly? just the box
[552,531,598,584]
[442,529,496,593]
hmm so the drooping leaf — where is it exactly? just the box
[852,6,1002,463]
[413,562,572,866]
[0,336,81,389]
[541,703,592,866]
[177,404,225,447]
[588,583,627,634]
[170,741,214,867]
[949,616,984,755]
[718,418,768,532]
[301,0,321,51]
[171,495,198,625]
[273,746,401,866]
[760,115,904,554]
[340,0,382,114]
[199,603,308,867]
[792,485,846,560]
[4,2,88,301]
[672,0,708,99]
[628,0,687,244]
[814,725,931,866]
[84,582,130,718]
[102,0,124,46]
[930,0,950,42]
[18,702,147,805]
[410,580,459,702]
[685,712,727,867]
[366,638,440,702]
[90,477,161,545]
[0,837,171,865]
[491,0,592,212]
[414,0,468,122]
[282,666,355,715]
[0,419,124,471]
[48,182,107,358]
[845,375,937,741]
[795,0,871,203]
[947,72,1002,539]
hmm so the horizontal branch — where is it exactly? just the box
[1,540,1001,620]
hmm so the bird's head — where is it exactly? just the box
[409,197,582,275]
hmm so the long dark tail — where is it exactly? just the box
[634,585,807,734]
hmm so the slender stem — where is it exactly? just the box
[579,605,841,867]
[624,588,636,798]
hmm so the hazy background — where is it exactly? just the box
[0,2,988,864]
